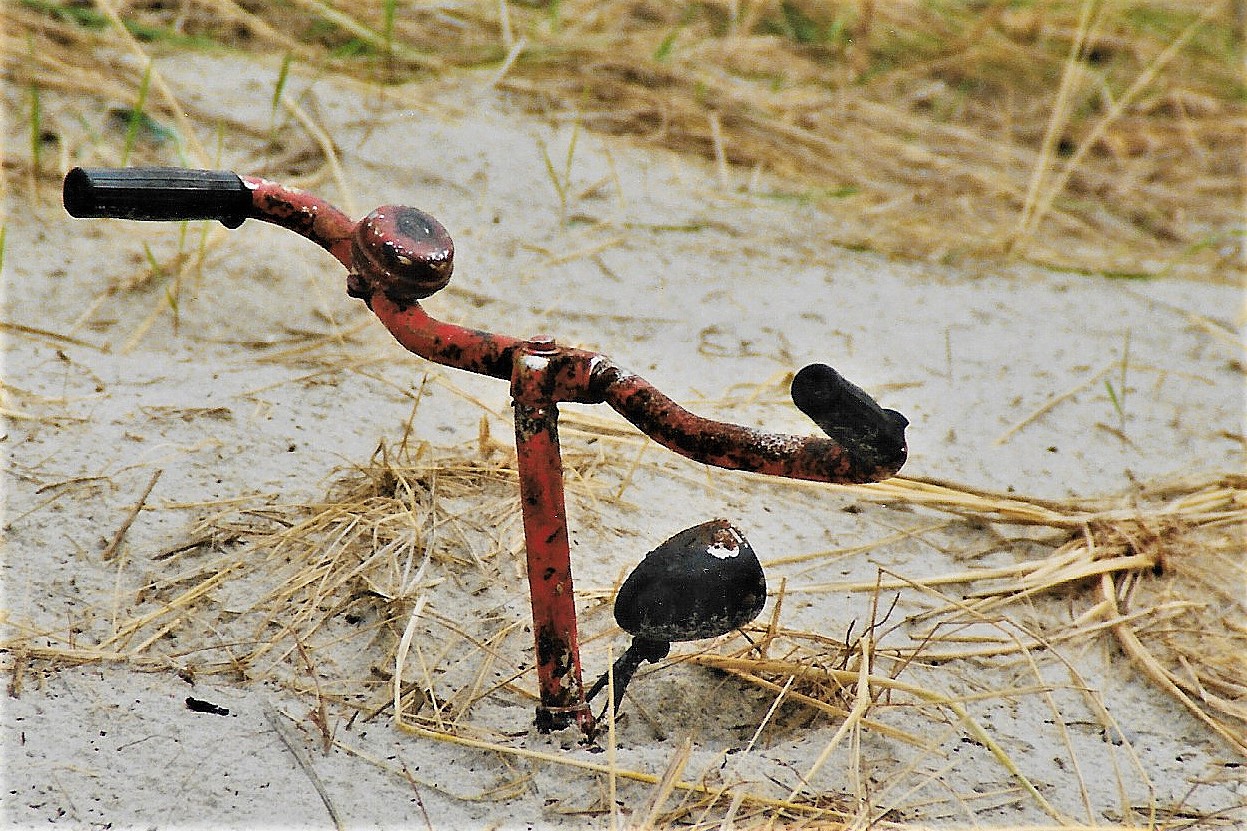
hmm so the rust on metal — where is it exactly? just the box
[368,295,522,381]
[241,176,355,268]
[352,205,454,305]
[512,341,594,735]
[232,177,908,739]
[68,168,910,741]
[591,361,907,483]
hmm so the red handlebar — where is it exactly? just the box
[233,173,907,483]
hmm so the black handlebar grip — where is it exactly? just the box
[791,363,909,466]
[63,167,251,228]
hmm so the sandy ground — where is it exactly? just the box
[3,54,1245,828]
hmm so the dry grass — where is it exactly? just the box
[5,405,1244,825]
[4,2,1246,826]
[4,0,1244,280]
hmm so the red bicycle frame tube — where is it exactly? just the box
[512,338,595,734]
[228,175,907,738]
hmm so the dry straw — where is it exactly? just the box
[6,397,1243,824]
[5,0,1243,281]
[4,1,1245,825]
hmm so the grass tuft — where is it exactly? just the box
[5,393,1243,824]
[8,0,1242,279]
[119,59,153,167]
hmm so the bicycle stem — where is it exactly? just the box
[64,167,908,740]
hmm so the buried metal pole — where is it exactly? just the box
[511,336,595,737]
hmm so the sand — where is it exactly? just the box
[3,53,1244,828]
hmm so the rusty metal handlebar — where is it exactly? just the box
[64,166,908,484]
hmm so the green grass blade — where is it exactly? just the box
[121,61,154,166]
[654,28,679,61]
[141,243,163,278]
[271,52,293,118]
[1104,379,1123,421]
[26,33,43,176]
[28,84,43,174]
[382,0,397,55]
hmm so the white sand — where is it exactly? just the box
[4,55,1243,828]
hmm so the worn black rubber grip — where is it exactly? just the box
[791,363,909,464]
[63,167,251,228]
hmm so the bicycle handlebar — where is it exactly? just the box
[62,166,908,483]
[64,167,253,228]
